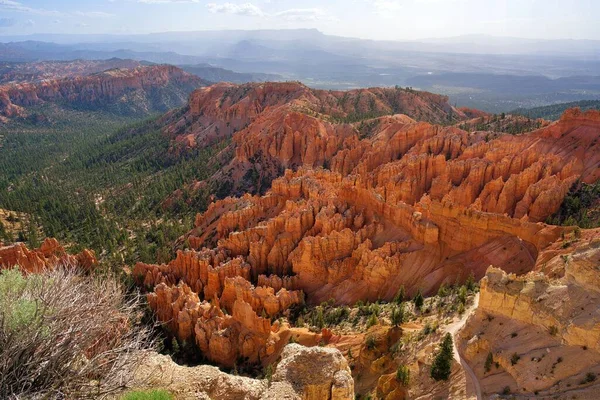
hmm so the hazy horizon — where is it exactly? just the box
[0,0,598,41]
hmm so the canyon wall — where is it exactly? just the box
[458,229,600,398]
[0,65,205,120]
[136,81,600,369]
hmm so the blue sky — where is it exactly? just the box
[0,0,598,40]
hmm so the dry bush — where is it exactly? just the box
[0,266,155,399]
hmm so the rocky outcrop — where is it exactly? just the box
[0,65,205,121]
[160,82,469,195]
[0,238,97,272]
[142,275,302,367]
[142,102,599,370]
[458,229,600,398]
[132,344,354,400]
[266,344,354,400]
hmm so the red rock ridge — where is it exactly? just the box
[0,65,205,120]
[0,237,97,272]
[141,103,599,368]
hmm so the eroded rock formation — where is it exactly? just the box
[0,65,205,121]
[138,80,600,370]
[0,237,97,272]
[458,229,600,398]
[133,343,354,400]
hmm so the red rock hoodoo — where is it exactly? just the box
[136,81,600,368]
[0,237,97,272]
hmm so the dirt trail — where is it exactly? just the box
[445,293,482,400]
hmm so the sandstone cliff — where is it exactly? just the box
[0,237,97,272]
[139,103,599,369]
[0,65,205,121]
[132,343,354,400]
[458,229,600,398]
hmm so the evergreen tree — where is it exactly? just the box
[465,272,476,292]
[390,304,405,327]
[393,286,405,304]
[484,352,494,373]
[396,364,410,386]
[413,288,424,310]
[430,333,454,381]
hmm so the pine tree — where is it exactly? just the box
[313,307,325,329]
[413,288,424,310]
[465,272,476,292]
[390,304,405,327]
[430,333,454,381]
[393,286,405,304]
[484,352,494,373]
[396,364,410,386]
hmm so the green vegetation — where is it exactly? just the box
[393,286,406,304]
[365,335,377,350]
[430,333,454,381]
[513,100,600,121]
[0,267,153,398]
[546,182,600,228]
[0,107,228,266]
[413,289,424,310]
[121,389,173,400]
[366,313,379,328]
[484,352,494,373]
[396,364,410,386]
[390,304,405,327]
[510,352,520,365]
[581,372,597,384]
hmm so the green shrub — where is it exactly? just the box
[393,286,405,304]
[484,352,494,373]
[430,333,453,381]
[581,372,596,384]
[457,286,467,305]
[0,267,154,398]
[121,389,173,400]
[465,272,476,292]
[366,313,379,329]
[312,307,325,329]
[390,304,405,327]
[413,289,424,310]
[437,283,449,298]
[396,364,410,386]
[365,335,377,350]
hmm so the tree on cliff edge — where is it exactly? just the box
[430,333,454,381]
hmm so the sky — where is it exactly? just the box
[0,0,598,41]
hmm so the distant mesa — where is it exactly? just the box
[0,63,206,122]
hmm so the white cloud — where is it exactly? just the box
[0,0,113,18]
[274,8,336,22]
[24,18,35,26]
[207,2,264,16]
[0,0,61,16]
[73,11,114,18]
[206,2,335,21]
[366,0,402,15]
